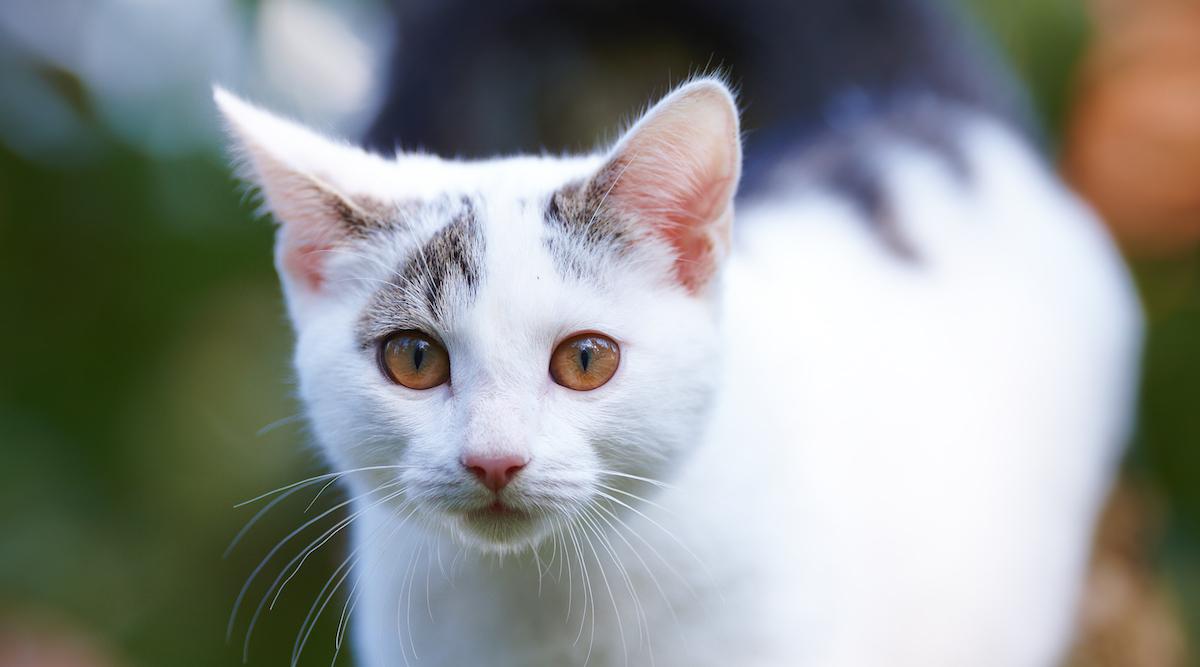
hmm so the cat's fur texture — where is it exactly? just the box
[216,15,1141,667]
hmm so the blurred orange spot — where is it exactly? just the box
[1063,1,1200,257]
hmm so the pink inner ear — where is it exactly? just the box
[226,126,362,296]
[282,240,333,292]
[682,173,737,290]
[258,161,351,295]
[646,175,734,293]
[611,152,737,293]
[602,82,741,294]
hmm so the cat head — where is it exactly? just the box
[216,79,741,553]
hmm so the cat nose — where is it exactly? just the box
[461,454,528,492]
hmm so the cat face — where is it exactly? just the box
[216,80,741,552]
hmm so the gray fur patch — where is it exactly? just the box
[356,197,484,347]
[543,170,635,281]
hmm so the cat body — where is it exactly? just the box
[356,119,1141,667]
[217,87,1139,665]
[216,3,1140,665]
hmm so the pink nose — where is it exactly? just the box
[461,454,528,492]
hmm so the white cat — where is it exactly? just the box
[216,74,1140,666]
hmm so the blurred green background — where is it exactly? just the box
[0,1,1196,665]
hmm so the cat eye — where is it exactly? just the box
[379,331,450,390]
[550,333,620,391]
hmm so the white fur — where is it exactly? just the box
[216,82,1141,666]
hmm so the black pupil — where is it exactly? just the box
[411,340,427,370]
[579,345,591,372]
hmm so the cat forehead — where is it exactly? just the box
[351,155,635,348]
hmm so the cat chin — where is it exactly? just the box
[448,509,550,554]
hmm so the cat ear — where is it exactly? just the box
[600,78,742,293]
[213,87,385,301]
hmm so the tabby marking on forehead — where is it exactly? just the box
[543,168,635,282]
[356,197,484,347]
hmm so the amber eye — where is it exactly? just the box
[379,331,450,390]
[550,333,620,391]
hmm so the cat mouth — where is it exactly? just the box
[452,499,543,549]
[465,500,528,520]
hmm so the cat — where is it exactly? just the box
[215,3,1142,666]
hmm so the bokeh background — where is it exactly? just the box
[1,0,1197,665]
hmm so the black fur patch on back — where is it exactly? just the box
[363,0,1021,265]
[365,0,1029,160]
[822,155,915,260]
[356,197,484,347]
[761,97,973,261]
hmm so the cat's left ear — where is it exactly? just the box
[599,78,742,293]
[213,87,389,320]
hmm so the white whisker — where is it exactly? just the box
[255,413,305,437]
[593,500,698,598]
[595,482,676,516]
[229,478,401,649]
[594,490,712,580]
[234,465,409,508]
[295,497,424,667]
[590,502,681,625]
[580,509,638,664]
[594,469,674,489]
[244,485,407,661]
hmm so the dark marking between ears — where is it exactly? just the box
[356,197,485,348]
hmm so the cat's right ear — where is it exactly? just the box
[590,79,742,295]
[213,87,385,313]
